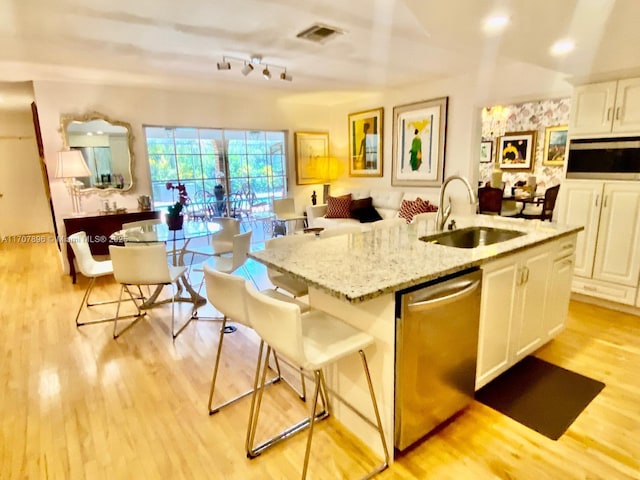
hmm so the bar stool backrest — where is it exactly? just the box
[202,265,250,327]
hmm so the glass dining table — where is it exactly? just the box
[109,220,221,309]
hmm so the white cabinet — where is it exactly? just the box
[556,180,640,305]
[476,236,577,390]
[570,78,640,135]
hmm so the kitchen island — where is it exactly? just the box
[249,214,582,459]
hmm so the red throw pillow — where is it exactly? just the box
[325,194,353,218]
[398,197,438,223]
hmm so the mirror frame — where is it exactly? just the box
[60,111,135,194]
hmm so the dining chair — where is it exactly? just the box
[202,266,308,414]
[520,185,561,221]
[273,198,306,235]
[109,243,188,339]
[186,217,241,263]
[477,186,504,215]
[264,234,314,298]
[68,231,142,327]
[244,284,390,479]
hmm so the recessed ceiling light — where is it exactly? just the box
[483,14,509,33]
[550,39,575,56]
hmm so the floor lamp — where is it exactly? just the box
[56,150,92,216]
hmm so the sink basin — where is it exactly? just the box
[420,226,526,249]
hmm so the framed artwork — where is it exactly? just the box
[392,97,448,187]
[543,125,568,166]
[348,107,383,177]
[294,131,329,185]
[480,140,493,163]
[498,130,537,170]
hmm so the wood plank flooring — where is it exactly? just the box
[1,240,638,479]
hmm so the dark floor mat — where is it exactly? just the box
[475,356,605,440]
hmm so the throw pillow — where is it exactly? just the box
[325,194,352,218]
[398,197,438,223]
[350,196,373,218]
[352,205,383,223]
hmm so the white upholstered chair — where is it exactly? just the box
[202,266,308,414]
[68,231,138,327]
[244,284,390,479]
[264,234,314,298]
[109,243,188,339]
[272,198,306,235]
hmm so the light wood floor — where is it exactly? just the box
[1,240,638,479]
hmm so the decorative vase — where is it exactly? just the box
[167,214,184,231]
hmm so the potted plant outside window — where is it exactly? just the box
[167,201,184,230]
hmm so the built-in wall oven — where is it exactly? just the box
[566,136,640,180]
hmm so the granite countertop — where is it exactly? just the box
[249,215,583,304]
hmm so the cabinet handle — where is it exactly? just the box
[564,259,573,267]
[615,107,621,120]
[607,108,612,121]
[595,195,599,207]
[561,243,574,251]
[524,266,530,284]
[516,267,524,286]
[604,195,608,208]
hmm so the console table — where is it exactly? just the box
[63,210,161,283]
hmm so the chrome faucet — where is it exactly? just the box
[436,175,477,231]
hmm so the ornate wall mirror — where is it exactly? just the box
[60,112,134,193]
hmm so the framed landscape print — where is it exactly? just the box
[498,130,537,170]
[294,131,329,185]
[348,107,383,177]
[480,140,493,163]
[543,125,568,166]
[392,97,448,187]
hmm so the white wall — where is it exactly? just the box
[0,110,52,236]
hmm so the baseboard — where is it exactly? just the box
[571,293,640,317]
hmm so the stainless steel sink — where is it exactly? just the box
[420,226,526,249]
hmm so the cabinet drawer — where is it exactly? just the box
[554,237,576,259]
[572,277,636,305]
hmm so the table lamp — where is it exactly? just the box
[56,150,92,216]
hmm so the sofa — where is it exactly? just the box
[306,188,439,231]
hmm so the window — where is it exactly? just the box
[144,126,287,217]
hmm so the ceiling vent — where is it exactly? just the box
[296,23,344,44]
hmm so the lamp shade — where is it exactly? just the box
[56,150,91,178]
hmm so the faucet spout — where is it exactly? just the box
[436,175,477,231]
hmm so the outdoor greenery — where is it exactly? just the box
[145,127,287,208]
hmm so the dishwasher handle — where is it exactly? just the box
[406,278,481,313]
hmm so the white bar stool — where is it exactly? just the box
[244,284,390,479]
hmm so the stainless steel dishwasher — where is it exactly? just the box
[395,268,482,451]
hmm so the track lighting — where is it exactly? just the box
[241,63,254,76]
[216,54,292,82]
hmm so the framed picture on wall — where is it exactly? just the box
[498,130,537,170]
[542,125,568,166]
[294,131,329,185]
[348,107,383,177]
[392,96,448,187]
[480,140,493,163]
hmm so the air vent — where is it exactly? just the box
[296,23,344,44]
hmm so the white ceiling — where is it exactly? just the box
[2,0,640,110]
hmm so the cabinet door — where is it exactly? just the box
[476,259,518,389]
[593,182,640,286]
[612,78,640,132]
[555,180,603,278]
[544,255,575,338]
[513,247,552,360]
[569,81,617,135]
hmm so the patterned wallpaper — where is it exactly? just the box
[479,97,570,191]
